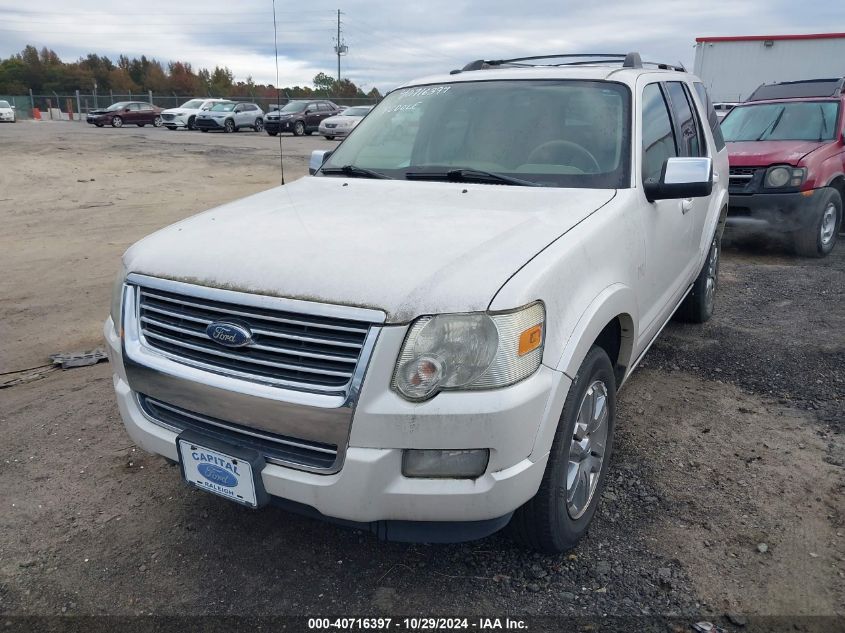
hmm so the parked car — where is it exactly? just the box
[0,100,16,122]
[106,52,727,552]
[86,101,163,128]
[721,77,844,256]
[713,102,738,121]
[264,100,341,136]
[161,98,232,131]
[194,102,265,133]
[319,105,374,139]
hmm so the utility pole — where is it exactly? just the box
[333,9,347,82]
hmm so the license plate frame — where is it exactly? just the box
[176,430,269,509]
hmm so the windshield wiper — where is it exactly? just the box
[320,164,393,179]
[756,107,785,141]
[405,167,541,187]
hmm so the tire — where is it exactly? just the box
[324,135,334,140]
[136,123,145,127]
[95,124,104,128]
[254,118,264,132]
[187,116,196,131]
[508,346,617,553]
[676,232,720,323]
[293,120,305,136]
[165,126,177,131]
[224,119,235,133]
[200,128,208,133]
[793,188,841,257]
[305,130,313,136]
[111,116,123,128]
[267,131,278,136]
[153,115,163,127]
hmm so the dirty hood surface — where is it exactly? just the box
[727,140,827,166]
[124,177,615,323]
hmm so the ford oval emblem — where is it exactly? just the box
[206,321,253,348]
[197,463,238,487]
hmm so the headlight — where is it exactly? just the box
[765,165,806,188]
[392,302,545,401]
[110,264,128,329]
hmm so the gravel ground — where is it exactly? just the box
[0,123,843,631]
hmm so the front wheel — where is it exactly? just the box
[676,232,720,323]
[224,119,235,133]
[187,116,196,130]
[267,130,278,136]
[200,128,208,133]
[111,116,123,128]
[508,346,616,553]
[153,115,163,127]
[254,118,264,132]
[293,120,305,136]
[794,188,841,257]
[324,135,335,140]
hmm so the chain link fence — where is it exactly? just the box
[4,90,381,120]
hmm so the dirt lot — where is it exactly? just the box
[1,123,843,628]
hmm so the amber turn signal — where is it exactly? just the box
[518,324,543,356]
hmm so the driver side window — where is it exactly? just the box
[641,83,677,185]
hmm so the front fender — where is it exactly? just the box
[554,283,638,379]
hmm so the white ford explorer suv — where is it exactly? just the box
[105,53,728,552]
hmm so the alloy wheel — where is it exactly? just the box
[566,380,609,519]
[112,116,123,128]
[704,237,719,312]
[820,202,837,246]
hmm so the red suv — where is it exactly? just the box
[721,78,844,257]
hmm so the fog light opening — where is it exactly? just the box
[402,449,490,479]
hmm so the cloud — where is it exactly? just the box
[0,0,840,91]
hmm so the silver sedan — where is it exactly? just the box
[318,105,373,140]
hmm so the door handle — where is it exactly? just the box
[681,198,694,213]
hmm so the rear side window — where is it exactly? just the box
[666,82,703,157]
[693,82,726,151]
[641,83,678,184]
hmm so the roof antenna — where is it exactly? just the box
[271,0,285,185]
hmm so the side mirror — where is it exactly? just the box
[309,149,332,175]
[644,157,713,202]
[124,108,131,112]
[11,105,16,110]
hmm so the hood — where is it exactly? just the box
[124,177,616,323]
[0,107,12,113]
[727,140,828,167]
[162,108,187,115]
[89,109,110,115]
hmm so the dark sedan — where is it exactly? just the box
[86,102,163,128]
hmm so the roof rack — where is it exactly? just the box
[746,77,845,101]
[450,52,686,74]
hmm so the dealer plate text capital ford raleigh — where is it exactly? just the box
[105,52,729,552]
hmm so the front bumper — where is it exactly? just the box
[194,117,226,130]
[86,116,109,125]
[0,113,14,121]
[319,124,349,137]
[264,118,294,133]
[104,310,566,537]
[727,190,820,233]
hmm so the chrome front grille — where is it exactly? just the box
[132,279,378,393]
[138,394,338,471]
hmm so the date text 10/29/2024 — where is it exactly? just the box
[307,618,528,631]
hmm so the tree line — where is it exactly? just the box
[0,45,381,99]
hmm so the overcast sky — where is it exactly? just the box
[1,0,842,92]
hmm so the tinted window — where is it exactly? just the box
[128,103,141,111]
[666,82,702,157]
[641,83,677,185]
[693,82,725,151]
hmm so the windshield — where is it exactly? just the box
[0,100,10,108]
[106,102,130,111]
[322,80,631,188]
[342,106,371,117]
[721,101,840,142]
[281,101,307,113]
[211,103,236,112]
[180,99,204,109]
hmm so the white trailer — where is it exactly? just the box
[693,33,845,103]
